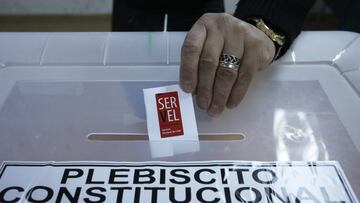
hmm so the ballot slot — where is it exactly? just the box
[87,133,245,141]
[87,132,245,158]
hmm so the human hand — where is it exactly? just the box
[179,13,275,117]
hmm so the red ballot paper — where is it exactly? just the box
[155,91,184,138]
[143,84,198,141]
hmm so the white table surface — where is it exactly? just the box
[0,31,359,198]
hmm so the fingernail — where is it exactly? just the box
[197,97,208,109]
[208,105,221,117]
[181,81,192,93]
[227,103,237,109]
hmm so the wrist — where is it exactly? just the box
[245,17,287,60]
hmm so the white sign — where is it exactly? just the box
[143,84,198,141]
[0,161,358,203]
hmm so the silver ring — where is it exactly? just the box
[219,53,241,71]
[218,63,239,71]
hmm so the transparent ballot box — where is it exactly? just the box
[0,32,360,199]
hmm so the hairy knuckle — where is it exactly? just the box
[199,57,218,69]
[182,38,201,51]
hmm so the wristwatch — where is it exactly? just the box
[246,18,286,60]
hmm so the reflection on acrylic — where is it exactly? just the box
[273,108,329,161]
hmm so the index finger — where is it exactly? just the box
[180,22,207,93]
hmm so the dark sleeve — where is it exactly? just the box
[234,0,315,57]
